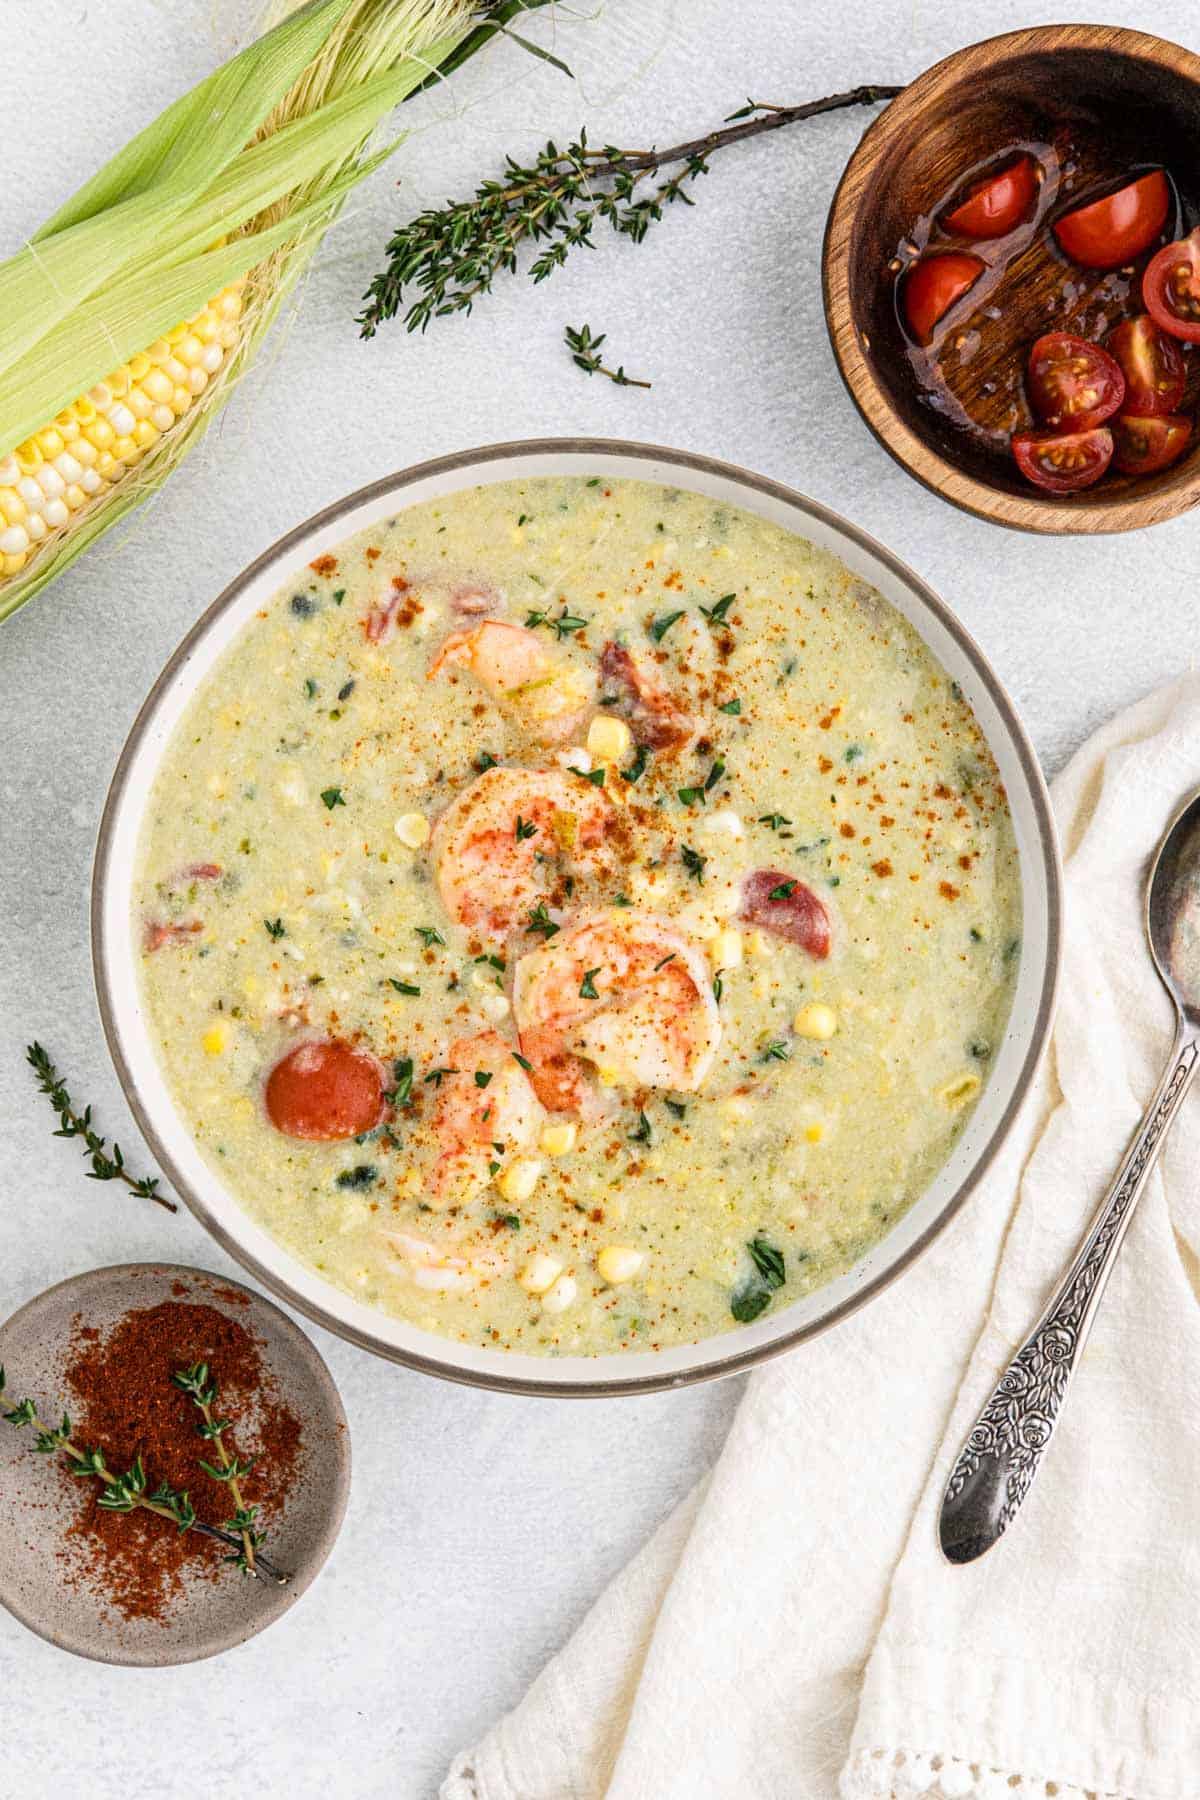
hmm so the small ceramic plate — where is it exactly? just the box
[0,1264,350,1666]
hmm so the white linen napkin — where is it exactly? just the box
[442,677,1200,1800]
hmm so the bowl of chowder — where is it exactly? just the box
[93,440,1061,1395]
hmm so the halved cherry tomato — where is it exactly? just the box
[903,252,985,345]
[1026,333,1124,430]
[1053,170,1170,269]
[1011,426,1113,493]
[1105,315,1186,414]
[1111,412,1193,475]
[265,1038,385,1140]
[942,154,1038,239]
[1144,227,1200,342]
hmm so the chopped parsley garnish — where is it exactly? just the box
[526,606,588,638]
[494,1212,521,1229]
[514,815,538,842]
[681,844,708,883]
[748,1237,786,1287]
[389,978,420,996]
[290,593,316,616]
[303,678,317,699]
[338,678,356,702]
[263,918,286,940]
[758,813,791,830]
[579,766,607,786]
[677,785,705,807]
[629,1111,652,1144]
[320,786,345,810]
[475,952,506,971]
[712,971,724,1002]
[768,880,797,900]
[613,892,632,907]
[760,1039,792,1062]
[843,743,864,762]
[387,1057,414,1107]
[424,1067,458,1088]
[704,758,726,792]
[511,1051,533,1073]
[526,902,560,938]
[335,1164,376,1190]
[649,609,685,643]
[332,588,346,604]
[699,592,736,626]
[475,1070,494,1089]
[664,1099,687,1119]
[579,967,601,999]
[623,743,651,783]
[415,926,446,948]
[719,697,741,714]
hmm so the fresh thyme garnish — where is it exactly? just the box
[303,678,318,699]
[719,697,741,714]
[760,1039,792,1062]
[514,814,538,842]
[475,1070,494,1089]
[649,609,685,643]
[358,88,902,338]
[565,322,650,388]
[768,880,797,899]
[704,759,726,792]
[613,891,632,906]
[336,1164,377,1189]
[731,1235,787,1323]
[629,1111,652,1145]
[527,902,561,938]
[0,1367,287,1583]
[579,967,601,999]
[681,844,707,883]
[389,978,421,996]
[415,925,446,948]
[677,785,705,807]
[26,1042,175,1213]
[653,954,676,971]
[263,917,286,940]
[172,1362,265,1577]
[700,592,736,625]
[578,765,607,786]
[424,1066,458,1088]
[525,604,588,638]
[664,1098,687,1119]
[758,813,791,830]
[475,750,500,772]
[712,970,724,1002]
[512,1051,533,1072]
[386,1056,414,1107]
[320,786,345,810]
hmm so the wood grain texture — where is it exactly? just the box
[823,24,1200,534]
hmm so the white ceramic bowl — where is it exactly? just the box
[93,440,1062,1396]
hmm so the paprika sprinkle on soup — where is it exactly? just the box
[58,1298,303,1623]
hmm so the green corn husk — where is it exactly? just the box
[0,0,551,626]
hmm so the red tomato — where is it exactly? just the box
[1144,228,1200,342]
[903,252,985,345]
[1026,333,1124,430]
[1011,426,1113,493]
[1053,170,1170,269]
[738,871,831,959]
[1111,412,1193,475]
[1105,315,1186,414]
[942,155,1038,238]
[265,1038,385,1140]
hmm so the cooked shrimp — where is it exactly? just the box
[598,640,698,751]
[383,1229,512,1292]
[429,618,594,744]
[425,1029,546,1208]
[431,764,617,945]
[512,907,721,1110]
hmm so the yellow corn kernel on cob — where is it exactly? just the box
[0,282,245,578]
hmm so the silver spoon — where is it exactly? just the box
[939,788,1200,1564]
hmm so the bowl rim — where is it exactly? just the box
[92,436,1062,1396]
[822,22,1200,536]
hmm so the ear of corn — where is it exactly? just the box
[0,0,552,626]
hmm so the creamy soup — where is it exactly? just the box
[135,477,1020,1356]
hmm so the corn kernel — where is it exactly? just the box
[586,713,633,764]
[394,812,430,849]
[541,1274,577,1314]
[805,1122,825,1144]
[597,1245,644,1284]
[201,1024,229,1056]
[518,1253,562,1295]
[540,1121,578,1157]
[938,1072,981,1109]
[794,1002,838,1040]
[710,927,743,970]
[498,1156,542,1204]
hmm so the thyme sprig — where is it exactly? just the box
[173,1363,263,1578]
[0,1367,288,1584]
[358,86,902,337]
[26,1042,175,1213]
[564,323,650,388]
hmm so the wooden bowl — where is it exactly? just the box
[824,25,1200,534]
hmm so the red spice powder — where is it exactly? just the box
[60,1299,303,1624]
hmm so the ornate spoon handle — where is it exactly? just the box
[939,1034,1200,1564]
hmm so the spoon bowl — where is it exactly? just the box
[1147,788,1200,1029]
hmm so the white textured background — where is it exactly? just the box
[2,2,1197,1795]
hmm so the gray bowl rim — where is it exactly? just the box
[91,436,1063,1398]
